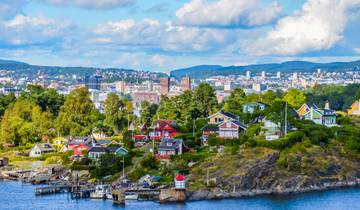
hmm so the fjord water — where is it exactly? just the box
[0,180,359,210]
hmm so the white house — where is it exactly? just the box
[29,144,55,157]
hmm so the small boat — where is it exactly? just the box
[106,188,113,200]
[125,193,139,200]
[90,185,108,199]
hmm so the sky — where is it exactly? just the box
[0,0,360,72]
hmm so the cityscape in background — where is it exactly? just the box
[1,60,360,115]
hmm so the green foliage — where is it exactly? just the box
[55,87,100,136]
[0,93,16,118]
[306,84,360,111]
[91,153,131,179]
[23,85,64,117]
[0,100,53,146]
[223,88,246,116]
[283,88,306,109]
[140,154,159,170]
[140,101,159,127]
[193,83,218,117]
[104,93,131,133]
[155,84,217,127]
[122,130,135,150]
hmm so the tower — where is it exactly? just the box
[160,77,170,95]
[246,70,251,80]
[181,76,191,91]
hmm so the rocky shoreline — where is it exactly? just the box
[187,179,360,201]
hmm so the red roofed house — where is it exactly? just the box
[72,144,91,156]
[150,120,179,141]
[133,135,149,147]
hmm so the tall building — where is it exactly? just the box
[224,81,232,91]
[261,71,266,79]
[160,77,170,95]
[115,81,127,93]
[181,76,191,91]
[246,70,251,80]
[85,75,102,90]
[277,71,281,79]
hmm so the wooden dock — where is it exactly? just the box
[35,185,70,196]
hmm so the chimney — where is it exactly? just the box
[324,100,330,110]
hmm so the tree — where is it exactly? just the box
[104,93,125,133]
[22,85,64,117]
[0,100,53,145]
[223,88,246,115]
[140,101,158,127]
[193,83,218,117]
[0,93,16,118]
[283,89,306,109]
[56,87,99,136]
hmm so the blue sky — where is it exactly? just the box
[0,0,359,72]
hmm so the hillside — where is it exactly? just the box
[187,144,360,200]
[170,60,360,79]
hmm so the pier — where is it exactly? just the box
[35,185,70,196]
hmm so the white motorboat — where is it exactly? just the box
[125,193,139,200]
[90,185,108,199]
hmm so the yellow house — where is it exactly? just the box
[348,99,360,116]
[208,111,238,124]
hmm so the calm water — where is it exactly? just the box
[0,180,359,210]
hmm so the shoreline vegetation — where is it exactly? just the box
[0,83,360,203]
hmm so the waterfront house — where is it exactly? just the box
[347,99,360,116]
[157,138,185,159]
[299,102,337,127]
[133,135,149,147]
[150,120,179,141]
[218,121,247,139]
[262,120,282,141]
[29,144,55,157]
[88,147,108,159]
[88,146,128,159]
[242,102,269,114]
[208,111,238,124]
[71,144,92,157]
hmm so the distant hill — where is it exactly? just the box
[0,58,167,83]
[170,60,360,79]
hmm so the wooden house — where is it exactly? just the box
[29,144,55,157]
[218,121,247,139]
[150,120,179,141]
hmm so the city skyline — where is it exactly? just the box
[0,0,360,72]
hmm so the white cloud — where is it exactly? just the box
[250,0,360,56]
[42,0,134,9]
[355,48,360,54]
[0,14,75,46]
[175,0,282,28]
[92,19,162,46]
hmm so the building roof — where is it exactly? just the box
[159,138,183,150]
[219,120,248,130]
[34,144,55,152]
[220,111,239,120]
[96,140,112,145]
[89,147,108,153]
[202,125,219,132]
[208,111,238,121]
[175,173,185,181]
[106,146,121,153]
[68,136,95,146]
